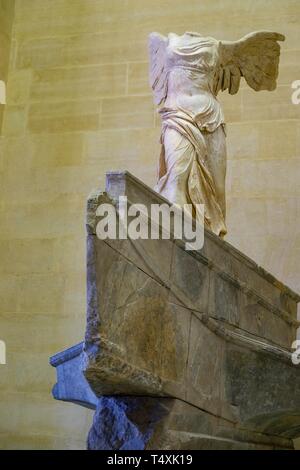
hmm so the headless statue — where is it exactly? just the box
[149,31,285,237]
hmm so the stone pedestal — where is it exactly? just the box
[50,171,300,450]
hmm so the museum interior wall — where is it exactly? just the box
[0,0,15,131]
[0,0,299,449]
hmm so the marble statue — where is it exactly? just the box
[149,31,285,237]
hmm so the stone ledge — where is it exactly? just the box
[50,171,300,449]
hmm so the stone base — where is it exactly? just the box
[87,397,295,450]
[50,171,300,450]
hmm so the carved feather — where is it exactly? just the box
[214,31,285,95]
[148,32,168,105]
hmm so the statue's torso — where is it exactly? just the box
[163,33,225,132]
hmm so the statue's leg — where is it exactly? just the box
[203,126,227,218]
[156,127,194,209]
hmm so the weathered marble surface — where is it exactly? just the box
[51,171,300,450]
[149,31,285,236]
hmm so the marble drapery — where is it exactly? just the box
[149,31,285,237]
[156,107,227,237]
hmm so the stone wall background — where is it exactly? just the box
[0,0,299,449]
[0,0,15,130]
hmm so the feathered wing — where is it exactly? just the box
[213,31,285,96]
[148,32,168,105]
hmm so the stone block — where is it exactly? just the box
[31,64,127,102]
[169,243,210,313]
[209,271,240,326]
[128,62,150,95]
[51,171,300,449]
[28,100,100,134]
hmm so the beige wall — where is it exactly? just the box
[0,0,299,449]
[0,0,15,131]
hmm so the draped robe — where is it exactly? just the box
[154,33,227,237]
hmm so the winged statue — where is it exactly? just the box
[149,31,285,237]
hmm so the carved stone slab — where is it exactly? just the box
[50,171,300,450]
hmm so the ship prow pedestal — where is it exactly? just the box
[50,171,300,450]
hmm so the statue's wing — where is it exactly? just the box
[148,32,168,105]
[213,31,285,95]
